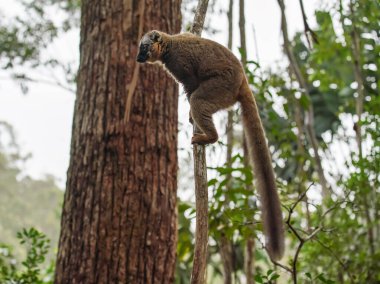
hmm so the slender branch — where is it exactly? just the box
[227,0,234,50]
[272,260,293,274]
[239,0,247,65]
[315,238,355,282]
[2,74,76,94]
[273,183,336,284]
[221,1,235,283]
[298,0,318,48]
[343,1,376,261]
[277,0,330,197]
[251,24,260,65]
[287,182,314,216]
[189,1,210,283]
[190,1,209,36]
[349,1,364,160]
[237,1,256,282]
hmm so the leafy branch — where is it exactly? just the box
[270,184,350,284]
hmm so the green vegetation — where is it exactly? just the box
[0,122,63,263]
[176,1,380,282]
[0,228,54,283]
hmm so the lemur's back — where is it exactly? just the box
[163,33,243,95]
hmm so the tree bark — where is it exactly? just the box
[54,0,181,283]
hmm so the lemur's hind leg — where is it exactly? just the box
[190,101,218,144]
[189,78,238,145]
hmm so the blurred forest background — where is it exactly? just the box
[0,0,379,283]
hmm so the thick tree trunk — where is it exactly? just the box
[54,0,181,283]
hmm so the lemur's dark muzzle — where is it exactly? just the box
[137,43,149,63]
[136,54,147,63]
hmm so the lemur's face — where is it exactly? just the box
[136,31,162,63]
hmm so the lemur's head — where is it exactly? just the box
[136,30,163,63]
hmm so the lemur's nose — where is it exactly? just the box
[136,54,147,63]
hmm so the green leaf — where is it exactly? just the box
[254,275,264,283]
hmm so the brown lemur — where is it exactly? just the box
[136,30,285,260]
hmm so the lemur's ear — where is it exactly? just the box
[150,31,162,42]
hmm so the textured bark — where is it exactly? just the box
[54,0,181,283]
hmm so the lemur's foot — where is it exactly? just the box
[191,134,218,145]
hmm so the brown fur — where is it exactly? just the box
[137,30,285,260]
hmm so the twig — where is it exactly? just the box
[288,182,314,214]
[314,237,355,282]
[272,260,293,274]
[272,185,349,283]
[189,1,210,283]
[273,183,326,284]
[298,0,318,48]
[2,74,76,94]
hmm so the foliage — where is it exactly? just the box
[176,201,195,284]
[0,0,80,93]
[0,122,63,262]
[254,269,280,284]
[177,0,379,283]
[0,228,54,284]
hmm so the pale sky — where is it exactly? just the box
[0,0,321,187]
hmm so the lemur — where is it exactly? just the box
[136,30,285,261]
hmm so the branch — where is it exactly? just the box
[272,259,293,274]
[288,182,314,214]
[3,74,76,94]
[239,0,247,65]
[221,3,235,282]
[315,237,355,282]
[273,186,349,283]
[275,184,321,284]
[298,0,318,48]
[189,1,210,283]
[190,1,209,36]
[277,0,330,197]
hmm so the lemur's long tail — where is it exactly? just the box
[238,79,285,261]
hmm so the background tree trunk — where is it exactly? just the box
[54,0,181,283]
[219,1,235,283]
